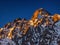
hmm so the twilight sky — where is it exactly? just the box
[0,0,60,27]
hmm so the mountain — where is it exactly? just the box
[0,8,60,45]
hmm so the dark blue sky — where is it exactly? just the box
[0,0,60,27]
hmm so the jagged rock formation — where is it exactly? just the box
[0,8,60,45]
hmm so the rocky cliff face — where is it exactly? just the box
[0,8,60,45]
